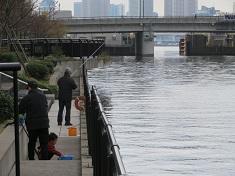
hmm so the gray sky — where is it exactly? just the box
[58,0,234,15]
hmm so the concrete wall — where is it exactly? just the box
[0,126,28,176]
[188,47,235,56]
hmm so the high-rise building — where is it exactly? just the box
[164,0,198,16]
[128,0,140,16]
[196,6,219,16]
[164,0,173,16]
[74,2,83,17]
[83,0,110,17]
[128,0,154,17]
[110,4,125,16]
[233,2,235,13]
[143,0,154,16]
[39,0,56,12]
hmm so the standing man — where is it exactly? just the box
[57,68,77,126]
[19,81,49,160]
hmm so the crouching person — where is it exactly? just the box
[19,81,49,160]
[38,133,63,160]
[48,133,63,159]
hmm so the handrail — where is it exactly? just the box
[82,62,126,176]
[91,86,126,176]
[0,72,48,92]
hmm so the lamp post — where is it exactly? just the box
[139,0,142,18]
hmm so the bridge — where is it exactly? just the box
[61,16,235,56]
[61,16,234,33]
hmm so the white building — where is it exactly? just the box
[233,2,235,13]
[164,0,198,16]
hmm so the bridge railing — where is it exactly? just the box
[59,15,225,21]
[83,63,126,176]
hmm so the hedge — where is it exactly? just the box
[0,91,13,123]
[26,62,49,80]
[0,52,18,63]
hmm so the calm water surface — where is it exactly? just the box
[88,47,235,176]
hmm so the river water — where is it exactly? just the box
[88,47,235,176]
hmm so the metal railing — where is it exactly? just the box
[0,72,48,92]
[83,63,126,176]
[59,15,225,20]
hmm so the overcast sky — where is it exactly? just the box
[57,0,234,15]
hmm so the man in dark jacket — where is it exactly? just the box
[19,81,49,160]
[57,68,77,126]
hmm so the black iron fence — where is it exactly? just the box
[1,38,104,58]
[83,63,126,176]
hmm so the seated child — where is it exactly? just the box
[48,133,63,160]
[38,132,63,160]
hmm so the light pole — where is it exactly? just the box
[139,0,142,18]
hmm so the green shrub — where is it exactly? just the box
[0,91,13,123]
[45,55,57,67]
[33,60,55,74]
[26,62,49,80]
[0,52,18,63]
[18,74,58,98]
[47,85,58,98]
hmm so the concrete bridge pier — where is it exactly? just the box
[135,32,154,57]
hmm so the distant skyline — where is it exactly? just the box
[57,0,233,15]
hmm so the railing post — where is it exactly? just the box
[13,71,20,176]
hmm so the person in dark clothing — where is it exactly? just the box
[19,81,49,160]
[57,68,77,126]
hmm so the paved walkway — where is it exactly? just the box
[21,100,81,176]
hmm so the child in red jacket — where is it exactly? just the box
[48,133,63,159]
[38,133,63,160]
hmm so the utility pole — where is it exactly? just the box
[139,0,142,18]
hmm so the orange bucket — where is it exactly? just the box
[68,127,77,136]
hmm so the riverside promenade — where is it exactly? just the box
[21,100,82,176]
[21,67,93,176]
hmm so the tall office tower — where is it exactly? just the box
[143,0,154,16]
[164,0,173,16]
[110,4,125,16]
[233,2,235,13]
[74,2,83,17]
[128,0,154,17]
[164,0,198,16]
[39,0,56,12]
[83,0,110,17]
[82,0,90,17]
[128,0,140,16]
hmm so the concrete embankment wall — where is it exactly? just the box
[0,126,28,176]
[187,47,235,56]
[0,97,54,176]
